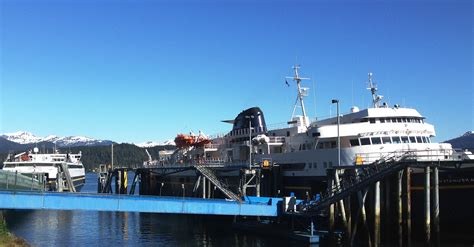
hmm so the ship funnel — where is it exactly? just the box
[232,107,267,133]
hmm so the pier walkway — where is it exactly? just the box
[0,191,281,217]
[0,170,44,191]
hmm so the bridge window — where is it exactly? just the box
[308,163,312,169]
[370,118,376,124]
[392,136,402,144]
[385,118,391,123]
[331,141,337,148]
[313,162,317,168]
[360,138,371,145]
[409,136,416,143]
[317,143,324,149]
[380,118,385,123]
[350,139,360,147]
[382,137,392,144]
[401,136,409,143]
[416,136,423,143]
[425,137,431,143]
[371,137,382,145]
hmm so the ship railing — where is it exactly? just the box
[268,136,286,143]
[355,148,458,165]
[203,144,221,150]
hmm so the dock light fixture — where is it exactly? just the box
[331,99,341,166]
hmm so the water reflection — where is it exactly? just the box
[5,173,287,246]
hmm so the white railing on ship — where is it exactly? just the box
[355,148,458,165]
[204,144,221,149]
[268,136,285,143]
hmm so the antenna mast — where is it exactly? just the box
[367,72,383,108]
[286,65,310,126]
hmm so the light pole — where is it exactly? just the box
[245,115,255,170]
[332,99,341,166]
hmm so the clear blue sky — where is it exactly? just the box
[0,0,472,143]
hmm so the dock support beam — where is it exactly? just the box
[334,170,348,233]
[328,175,335,241]
[202,176,206,198]
[374,181,380,247]
[424,166,431,245]
[404,167,412,247]
[432,165,440,247]
[384,176,391,243]
[397,170,403,247]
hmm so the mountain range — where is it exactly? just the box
[0,131,175,153]
[444,131,474,151]
[1,131,114,148]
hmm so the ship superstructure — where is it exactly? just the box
[2,148,86,191]
[159,66,472,195]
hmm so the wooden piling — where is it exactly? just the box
[202,176,206,198]
[404,167,412,247]
[384,176,391,243]
[424,166,431,245]
[327,169,335,241]
[397,170,403,247]
[374,181,380,247]
[432,165,440,246]
[334,170,348,232]
[329,180,335,241]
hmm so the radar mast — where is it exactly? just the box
[286,65,310,127]
[367,72,383,108]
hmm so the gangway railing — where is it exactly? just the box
[0,170,45,191]
[299,151,415,214]
[354,148,458,165]
[193,165,242,202]
[59,163,76,192]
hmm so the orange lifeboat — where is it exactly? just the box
[174,134,195,148]
[174,133,211,148]
[21,153,30,161]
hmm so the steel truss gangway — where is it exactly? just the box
[193,165,242,202]
[298,151,416,215]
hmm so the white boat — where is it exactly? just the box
[2,147,86,191]
[165,65,473,196]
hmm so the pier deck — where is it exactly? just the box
[0,191,281,217]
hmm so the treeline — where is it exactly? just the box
[0,144,175,172]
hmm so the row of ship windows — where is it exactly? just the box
[307,161,332,169]
[350,136,431,147]
[365,117,424,124]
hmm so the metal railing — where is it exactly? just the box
[354,148,458,165]
[0,170,46,191]
[300,151,415,214]
[193,165,242,202]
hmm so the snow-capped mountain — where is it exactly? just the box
[444,131,474,151]
[135,140,175,148]
[0,131,114,147]
[1,131,43,144]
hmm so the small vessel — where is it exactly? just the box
[2,147,86,191]
[174,131,211,148]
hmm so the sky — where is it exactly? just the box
[0,0,472,143]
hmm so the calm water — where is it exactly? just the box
[5,173,291,246]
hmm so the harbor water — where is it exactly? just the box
[4,173,292,246]
[4,173,473,246]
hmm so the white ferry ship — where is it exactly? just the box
[166,66,473,196]
[2,147,86,191]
